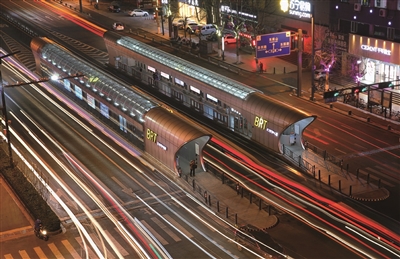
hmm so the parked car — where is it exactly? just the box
[314,69,328,81]
[172,18,195,29]
[223,35,237,44]
[200,24,218,35]
[112,22,124,31]
[185,22,199,34]
[108,5,121,13]
[128,9,149,17]
[235,224,285,259]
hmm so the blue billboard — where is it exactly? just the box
[256,32,291,59]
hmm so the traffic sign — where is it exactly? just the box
[255,32,291,59]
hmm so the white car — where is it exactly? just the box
[185,22,199,34]
[223,35,237,44]
[200,24,218,35]
[173,18,195,29]
[128,9,149,17]
[113,22,124,31]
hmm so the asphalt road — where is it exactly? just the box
[0,0,399,258]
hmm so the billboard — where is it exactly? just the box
[256,31,291,59]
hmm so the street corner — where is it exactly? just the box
[350,187,390,202]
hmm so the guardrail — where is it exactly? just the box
[179,162,278,227]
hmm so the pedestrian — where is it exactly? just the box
[260,62,264,73]
[189,160,196,176]
[340,159,343,171]
[34,219,42,231]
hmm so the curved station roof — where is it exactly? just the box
[104,31,261,100]
[31,37,158,121]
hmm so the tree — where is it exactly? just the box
[312,26,342,91]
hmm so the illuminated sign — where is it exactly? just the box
[206,94,218,103]
[100,103,109,119]
[187,0,199,7]
[175,78,184,86]
[157,142,167,150]
[280,0,311,19]
[361,45,391,56]
[266,128,278,137]
[254,116,279,137]
[256,32,291,59]
[190,85,201,94]
[87,94,95,109]
[146,128,158,143]
[220,6,257,19]
[161,71,170,79]
[254,115,268,130]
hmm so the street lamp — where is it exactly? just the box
[1,51,20,167]
[0,67,82,167]
[310,6,315,101]
[221,36,225,61]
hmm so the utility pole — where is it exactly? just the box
[297,29,303,97]
[0,51,20,168]
[310,5,315,101]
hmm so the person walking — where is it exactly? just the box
[189,160,196,176]
[259,62,264,73]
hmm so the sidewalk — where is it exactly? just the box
[0,175,33,242]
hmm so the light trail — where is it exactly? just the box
[38,0,106,37]
[210,137,400,257]
[0,116,103,259]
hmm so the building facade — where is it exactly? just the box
[331,0,400,83]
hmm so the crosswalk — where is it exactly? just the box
[2,212,215,259]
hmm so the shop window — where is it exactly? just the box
[374,0,387,8]
[351,21,358,33]
[172,89,183,102]
[387,27,395,40]
[374,25,387,38]
[190,98,203,112]
[361,0,369,6]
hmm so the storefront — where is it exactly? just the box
[347,34,400,84]
[178,0,203,19]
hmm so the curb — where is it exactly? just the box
[350,187,390,202]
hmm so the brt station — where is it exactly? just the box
[31,37,211,176]
[103,32,316,159]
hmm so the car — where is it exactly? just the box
[185,22,199,34]
[172,18,195,29]
[112,22,124,31]
[200,24,218,35]
[108,5,121,13]
[235,224,285,258]
[314,69,328,81]
[128,9,149,17]
[223,35,237,44]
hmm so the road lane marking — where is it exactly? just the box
[48,242,65,259]
[107,229,129,256]
[139,221,169,246]
[163,214,194,238]
[151,217,181,242]
[33,247,47,259]
[62,239,82,259]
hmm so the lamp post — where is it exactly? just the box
[0,70,82,167]
[222,36,225,61]
[310,5,315,101]
[1,51,20,167]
